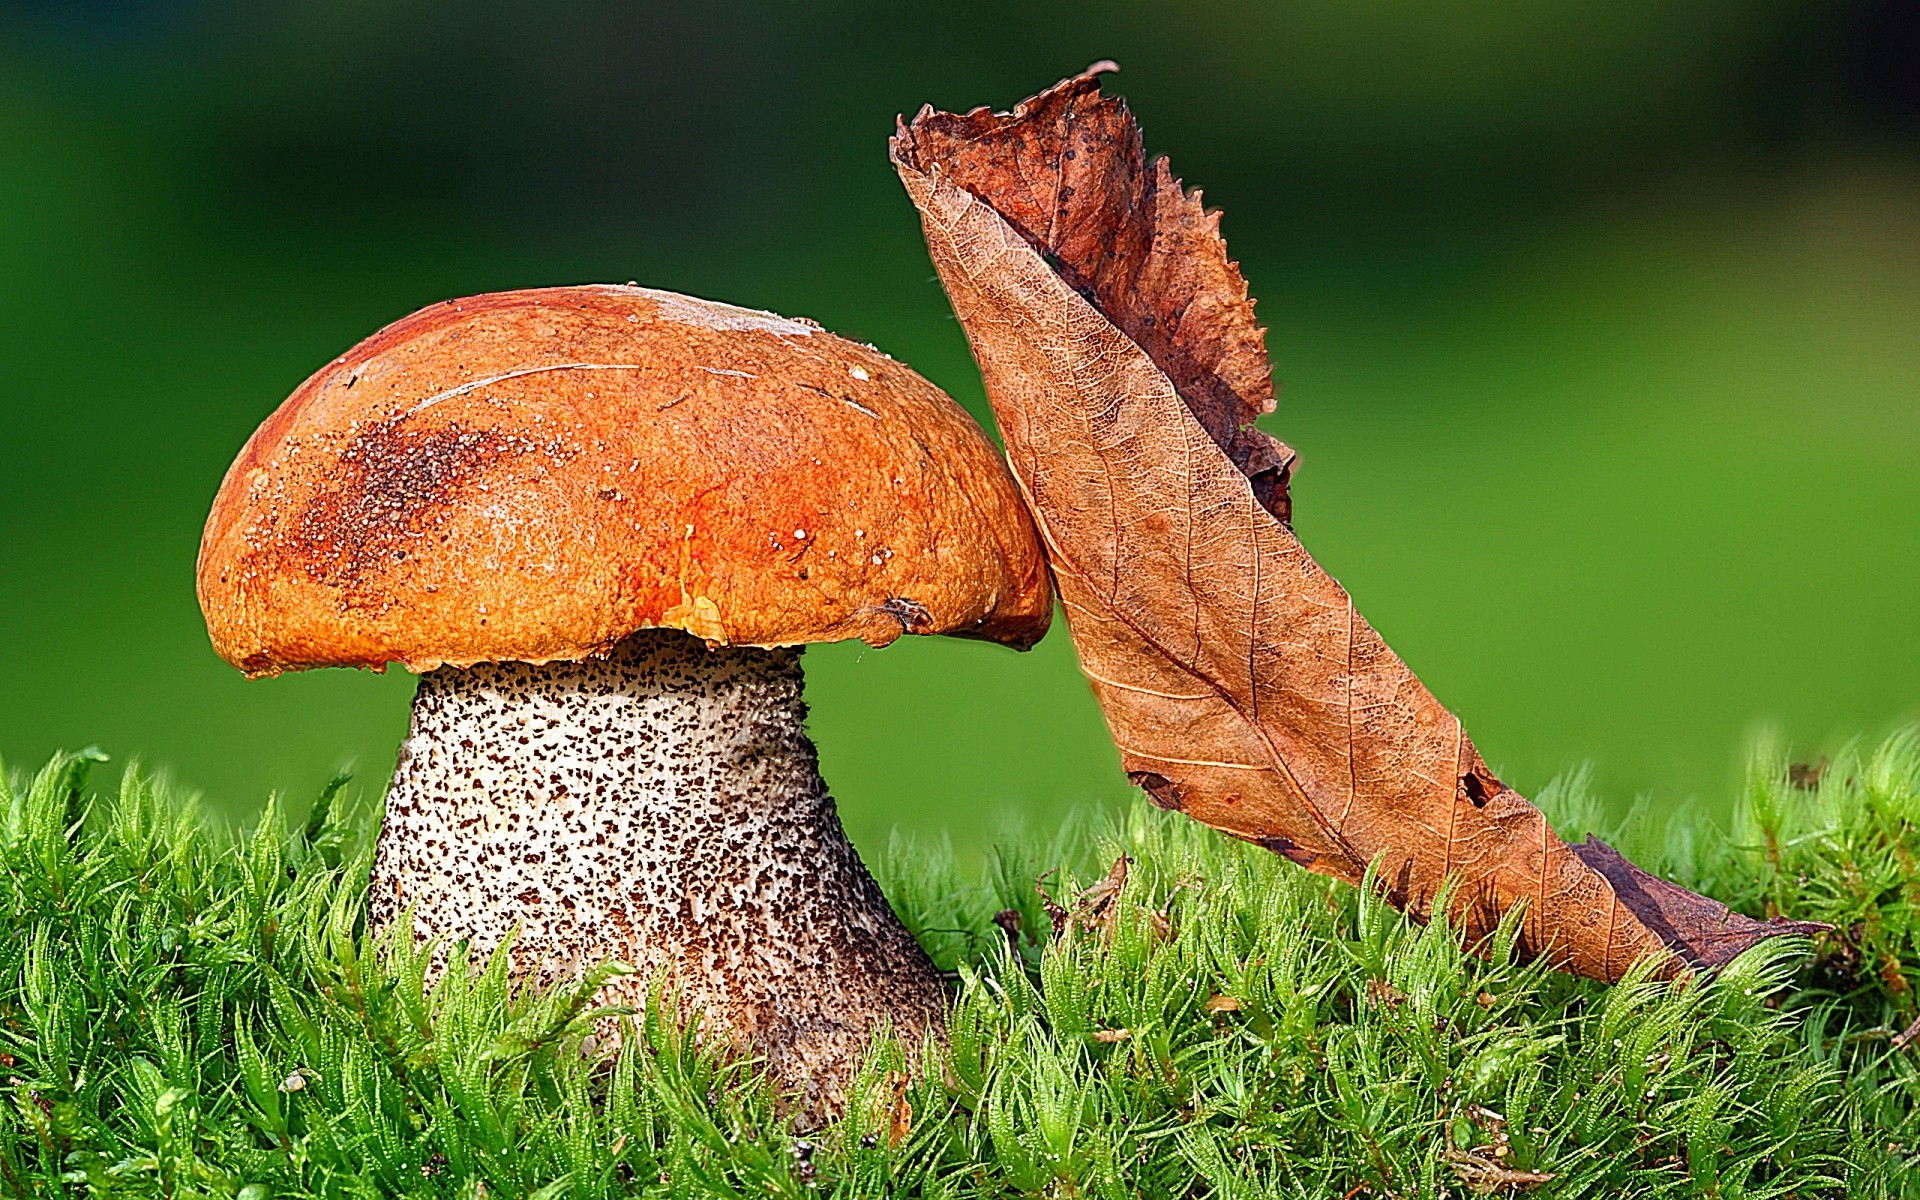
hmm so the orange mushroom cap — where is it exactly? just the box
[198,285,1053,676]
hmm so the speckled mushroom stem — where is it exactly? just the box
[368,628,948,1118]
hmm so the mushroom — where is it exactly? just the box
[196,284,1053,1117]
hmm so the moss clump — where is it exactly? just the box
[3,732,1917,1197]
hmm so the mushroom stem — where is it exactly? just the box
[368,628,948,1117]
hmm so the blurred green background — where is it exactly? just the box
[2,0,1915,853]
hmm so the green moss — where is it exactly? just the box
[3,733,1917,1197]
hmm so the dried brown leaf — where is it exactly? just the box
[1365,979,1408,1010]
[892,67,1825,984]
[1074,854,1130,940]
[884,1070,913,1148]
[1147,907,1174,943]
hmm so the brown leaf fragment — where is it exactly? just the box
[1091,1027,1133,1043]
[1147,906,1174,944]
[1443,1148,1556,1195]
[1036,871,1071,937]
[1788,757,1828,789]
[1204,994,1241,1014]
[1365,979,1408,1010]
[891,68,1827,985]
[1051,854,1131,942]
[884,1070,913,1148]
[1076,854,1129,926]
